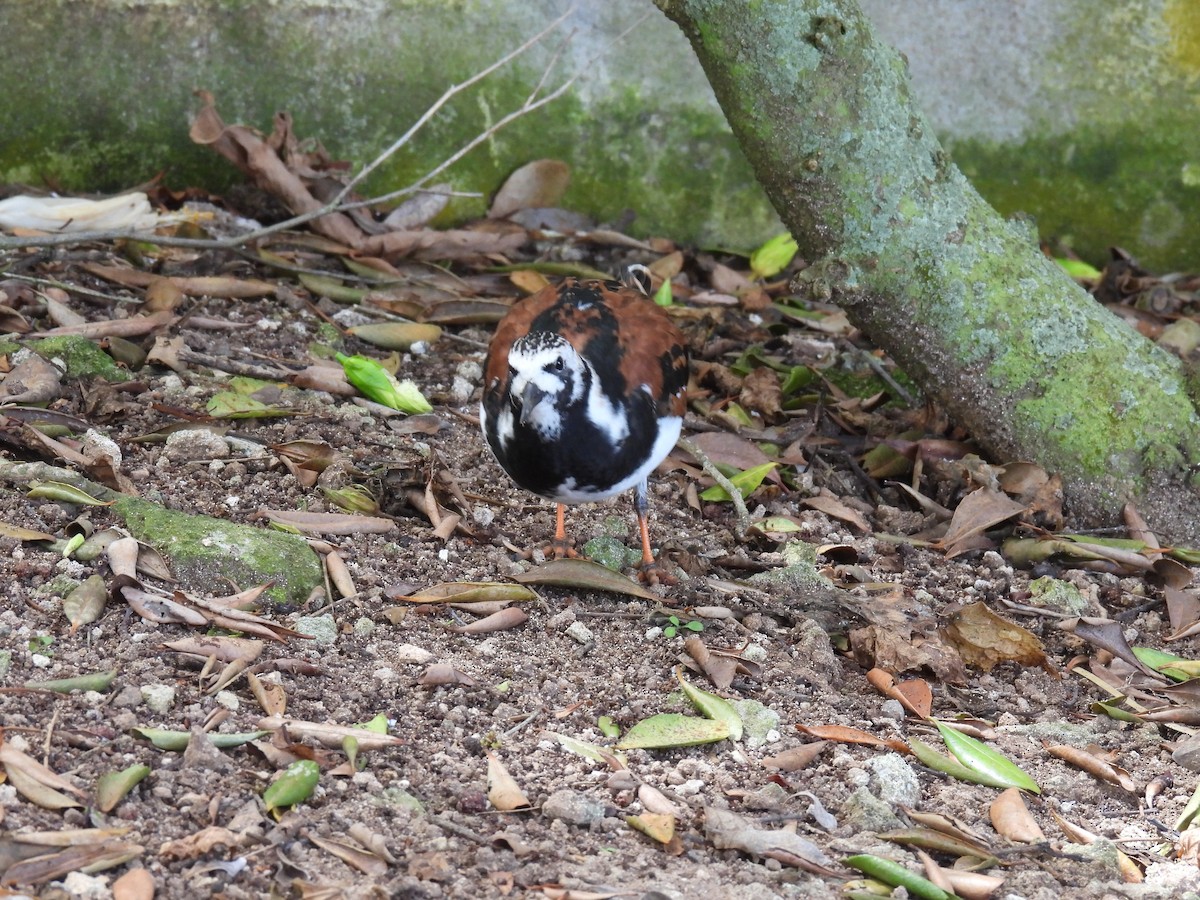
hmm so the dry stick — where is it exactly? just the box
[677,436,751,537]
[0,9,580,253]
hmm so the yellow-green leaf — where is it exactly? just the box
[96,764,151,813]
[206,392,296,419]
[700,462,777,502]
[1055,258,1102,280]
[749,233,798,280]
[843,854,956,900]
[26,481,112,506]
[26,669,117,693]
[263,759,320,814]
[336,352,432,413]
[133,728,268,751]
[931,719,1039,793]
[348,322,442,350]
[615,713,730,750]
[677,670,743,741]
[653,279,673,307]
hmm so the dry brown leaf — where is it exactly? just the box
[761,742,829,772]
[1062,618,1161,677]
[795,724,910,755]
[1044,742,1137,792]
[704,806,835,874]
[257,716,405,751]
[682,636,737,691]
[989,787,1045,843]
[306,831,389,876]
[943,601,1053,674]
[739,366,783,422]
[486,751,530,811]
[446,607,529,634]
[802,490,871,534]
[159,826,245,861]
[850,622,968,684]
[0,353,61,405]
[1,840,144,886]
[0,742,86,809]
[936,486,1027,556]
[163,635,264,664]
[248,671,288,717]
[418,663,477,687]
[256,509,398,535]
[865,668,932,718]
[489,159,571,218]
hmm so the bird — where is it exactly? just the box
[480,271,689,582]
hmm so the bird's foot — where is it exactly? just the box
[636,558,677,586]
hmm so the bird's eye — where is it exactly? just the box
[554,356,564,372]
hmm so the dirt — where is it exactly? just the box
[2,245,1200,900]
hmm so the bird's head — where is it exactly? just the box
[506,331,588,439]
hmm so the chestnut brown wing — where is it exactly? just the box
[605,286,689,417]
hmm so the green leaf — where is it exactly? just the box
[843,854,956,900]
[677,671,743,741]
[615,713,730,750]
[1177,781,1200,831]
[355,713,389,734]
[749,233,799,280]
[597,716,621,739]
[206,392,296,419]
[348,322,442,350]
[133,728,269,751]
[653,278,674,307]
[96,764,151,813]
[700,462,777,502]
[298,272,369,303]
[263,759,320,814]
[1132,646,1193,681]
[335,352,432,413]
[1055,258,1102,280]
[25,668,117,693]
[541,730,621,762]
[930,719,1039,793]
[26,481,113,506]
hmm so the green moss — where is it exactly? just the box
[949,120,1200,271]
[29,336,129,382]
[113,497,321,606]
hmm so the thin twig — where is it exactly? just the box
[0,10,580,253]
[677,436,751,537]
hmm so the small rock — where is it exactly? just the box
[840,786,903,832]
[293,614,337,645]
[163,428,229,461]
[353,617,375,636]
[606,770,637,793]
[140,683,175,714]
[60,871,110,899]
[565,621,594,645]
[541,789,605,827]
[878,699,906,722]
[392,643,434,664]
[865,754,921,808]
[214,690,239,711]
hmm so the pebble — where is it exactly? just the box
[140,684,175,714]
[541,789,606,827]
[293,614,337,645]
[392,643,434,664]
[565,622,594,645]
[864,754,921,808]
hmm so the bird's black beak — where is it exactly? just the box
[518,382,550,426]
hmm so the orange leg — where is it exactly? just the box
[548,502,580,560]
[634,484,674,585]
